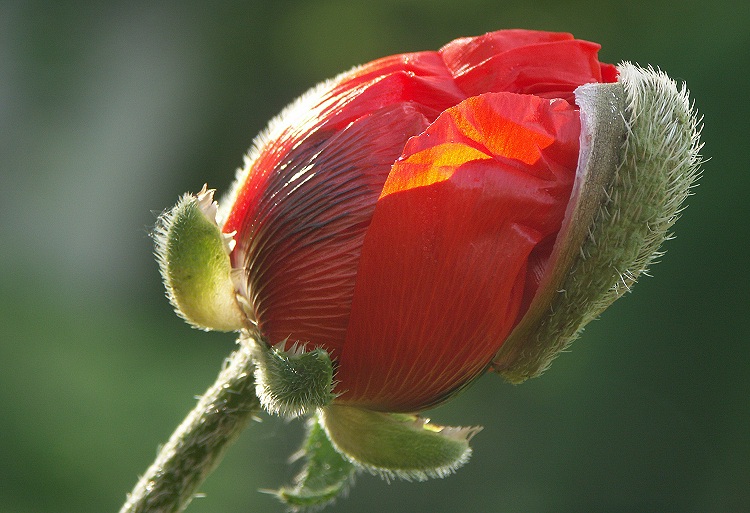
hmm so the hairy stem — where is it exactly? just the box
[119,336,260,513]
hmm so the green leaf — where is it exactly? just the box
[320,404,481,481]
[273,414,356,512]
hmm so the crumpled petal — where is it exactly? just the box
[336,92,581,411]
[440,30,617,102]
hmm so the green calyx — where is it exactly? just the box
[154,185,246,332]
[493,63,703,383]
[251,340,337,418]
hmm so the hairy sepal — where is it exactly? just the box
[493,63,703,382]
[319,404,481,482]
[251,340,337,418]
[154,185,246,331]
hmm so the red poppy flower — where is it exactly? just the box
[218,29,618,413]
[145,28,701,513]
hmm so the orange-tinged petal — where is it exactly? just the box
[336,92,580,411]
[378,143,492,193]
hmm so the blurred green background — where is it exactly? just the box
[1,1,747,512]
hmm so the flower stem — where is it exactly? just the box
[119,336,260,513]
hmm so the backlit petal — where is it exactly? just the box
[224,58,466,353]
[224,55,464,238]
[440,30,575,74]
[230,104,430,355]
[337,92,580,411]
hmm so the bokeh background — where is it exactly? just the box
[2,1,747,512]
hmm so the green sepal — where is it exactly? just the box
[319,404,481,481]
[154,185,246,331]
[252,340,337,418]
[273,414,356,512]
[493,63,703,383]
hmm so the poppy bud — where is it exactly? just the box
[153,30,702,500]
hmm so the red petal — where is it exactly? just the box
[322,67,465,130]
[336,92,580,411]
[340,51,456,95]
[600,62,620,83]
[441,33,609,101]
[232,104,430,355]
[224,56,464,237]
[440,30,575,74]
